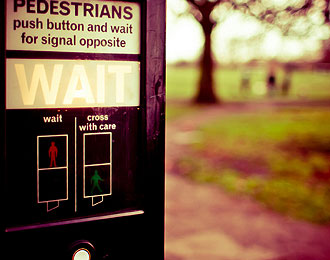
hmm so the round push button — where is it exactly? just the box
[73,248,91,260]
[70,241,95,260]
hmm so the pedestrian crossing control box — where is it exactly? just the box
[1,0,165,259]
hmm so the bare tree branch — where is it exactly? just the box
[186,0,199,9]
[186,0,223,13]
[186,0,224,28]
[285,0,313,15]
[223,0,315,21]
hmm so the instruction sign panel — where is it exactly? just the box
[5,0,143,231]
[6,0,140,54]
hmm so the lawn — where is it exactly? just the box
[166,65,330,224]
[166,65,330,101]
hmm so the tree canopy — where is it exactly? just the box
[178,0,330,103]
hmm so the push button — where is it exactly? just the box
[70,240,95,260]
[73,248,91,260]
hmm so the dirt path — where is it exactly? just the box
[165,102,330,260]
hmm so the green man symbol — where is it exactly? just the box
[91,170,104,195]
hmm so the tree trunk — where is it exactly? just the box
[194,22,218,104]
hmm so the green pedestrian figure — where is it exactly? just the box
[91,170,104,195]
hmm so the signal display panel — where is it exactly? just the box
[5,0,143,231]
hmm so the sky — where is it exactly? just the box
[166,0,330,64]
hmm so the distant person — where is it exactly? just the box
[267,66,276,96]
[240,69,250,95]
[282,64,293,96]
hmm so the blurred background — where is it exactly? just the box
[165,0,330,259]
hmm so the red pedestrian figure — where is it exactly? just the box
[49,141,58,167]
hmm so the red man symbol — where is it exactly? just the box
[48,141,58,167]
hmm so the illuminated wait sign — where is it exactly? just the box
[6,59,140,109]
[6,0,141,109]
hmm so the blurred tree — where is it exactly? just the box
[186,0,219,103]
[184,0,330,104]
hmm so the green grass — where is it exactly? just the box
[175,107,330,224]
[291,71,330,99]
[197,108,330,151]
[166,66,199,100]
[166,66,330,224]
[166,103,200,122]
